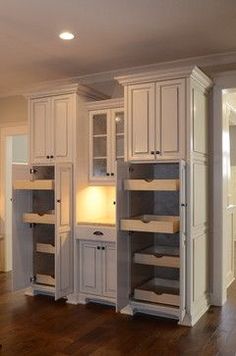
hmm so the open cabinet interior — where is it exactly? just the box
[118,162,185,318]
[12,164,73,299]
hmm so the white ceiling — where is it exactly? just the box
[1,0,236,95]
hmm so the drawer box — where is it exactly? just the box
[134,278,179,307]
[124,179,180,191]
[134,246,180,268]
[121,215,179,234]
[23,211,55,225]
[76,224,116,242]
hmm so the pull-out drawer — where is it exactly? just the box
[134,278,179,307]
[121,215,179,234]
[134,246,180,268]
[76,224,116,242]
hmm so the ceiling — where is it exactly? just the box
[1,0,236,96]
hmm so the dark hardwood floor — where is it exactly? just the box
[0,273,236,355]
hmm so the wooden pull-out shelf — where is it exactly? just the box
[134,246,180,268]
[134,278,179,307]
[13,179,54,190]
[124,179,180,191]
[36,243,55,254]
[121,215,179,234]
[23,211,55,224]
[36,273,55,286]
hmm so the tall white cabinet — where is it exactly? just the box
[116,66,212,326]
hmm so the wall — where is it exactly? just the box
[0,96,27,124]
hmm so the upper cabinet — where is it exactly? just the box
[28,84,108,165]
[126,78,185,161]
[30,93,75,164]
[88,98,124,183]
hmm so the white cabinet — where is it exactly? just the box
[79,240,116,300]
[29,93,75,164]
[126,79,185,161]
[12,163,73,300]
[88,98,124,182]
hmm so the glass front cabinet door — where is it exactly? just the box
[88,99,124,182]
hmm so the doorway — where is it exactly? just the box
[0,125,28,272]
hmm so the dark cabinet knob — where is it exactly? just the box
[156,151,160,154]
[106,173,110,176]
[57,199,61,203]
[101,246,105,250]
[97,246,101,250]
[46,155,50,159]
[111,173,114,176]
[93,231,104,236]
[50,155,54,159]
[150,151,155,155]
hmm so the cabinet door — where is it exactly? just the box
[52,95,73,163]
[55,163,73,300]
[89,110,112,182]
[127,83,155,161]
[79,241,101,295]
[30,98,51,164]
[102,242,116,298]
[156,79,185,160]
[110,108,124,176]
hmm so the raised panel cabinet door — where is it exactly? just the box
[30,98,51,164]
[102,242,116,298]
[55,163,73,300]
[79,241,102,295]
[127,83,155,161]
[52,95,73,162]
[89,110,113,182]
[156,79,185,160]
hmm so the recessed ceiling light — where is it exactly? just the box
[59,32,75,40]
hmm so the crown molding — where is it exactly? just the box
[86,97,124,110]
[116,65,213,89]
[1,50,236,98]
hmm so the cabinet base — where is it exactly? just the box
[66,292,116,306]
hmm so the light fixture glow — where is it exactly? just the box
[59,32,75,40]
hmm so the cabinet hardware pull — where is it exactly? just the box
[106,173,110,176]
[97,246,101,250]
[111,173,114,176]
[50,155,54,159]
[181,203,187,207]
[93,231,104,236]
[144,178,153,183]
[102,246,105,250]
[57,199,61,203]
[156,151,160,154]
[150,151,155,155]
[46,155,50,159]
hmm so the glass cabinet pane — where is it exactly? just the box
[93,136,106,157]
[115,111,124,159]
[93,114,107,135]
[93,159,107,177]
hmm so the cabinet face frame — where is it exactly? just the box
[110,107,125,176]
[127,83,155,161]
[102,242,117,298]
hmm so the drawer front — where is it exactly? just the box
[76,225,116,242]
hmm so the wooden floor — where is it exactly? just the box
[1,273,236,355]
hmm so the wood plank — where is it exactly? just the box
[121,215,180,233]
[13,179,54,190]
[124,179,180,191]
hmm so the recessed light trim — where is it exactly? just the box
[59,32,75,40]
